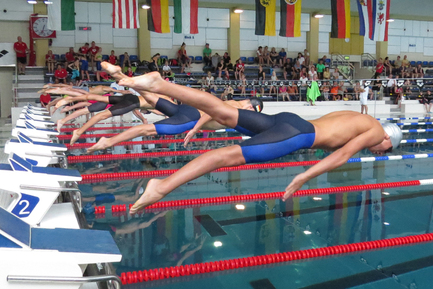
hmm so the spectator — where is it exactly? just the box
[65,47,76,64]
[14,36,28,75]
[278,48,287,67]
[386,74,396,97]
[217,59,229,80]
[393,56,402,76]
[403,64,414,79]
[401,55,410,68]
[383,57,393,75]
[148,53,160,72]
[332,67,340,80]
[162,59,172,77]
[283,59,292,80]
[263,46,271,66]
[287,83,299,101]
[338,81,347,100]
[54,64,68,84]
[109,50,117,65]
[269,47,279,67]
[360,83,372,114]
[221,85,234,101]
[373,58,384,78]
[296,52,305,66]
[323,67,331,80]
[372,76,382,100]
[293,60,302,79]
[122,52,131,70]
[394,83,404,104]
[80,54,90,81]
[223,52,233,71]
[39,92,51,108]
[330,81,340,101]
[94,47,103,75]
[321,81,330,101]
[89,41,100,71]
[316,59,325,79]
[206,71,214,86]
[177,42,191,73]
[269,70,278,95]
[304,49,310,66]
[403,79,412,98]
[126,66,134,77]
[235,58,245,80]
[308,65,318,80]
[68,58,81,86]
[257,65,266,80]
[203,43,212,67]
[256,46,264,65]
[78,43,90,58]
[420,90,433,113]
[239,74,247,96]
[321,55,328,63]
[299,68,308,100]
[415,64,424,79]
[45,50,56,74]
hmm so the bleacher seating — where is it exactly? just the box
[189,56,194,63]
[240,57,247,62]
[247,57,255,64]
[423,61,428,66]
[410,61,416,66]
[195,56,203,64]
[60,54,66,62]
[129,55,139,63]
[102,54,109,61]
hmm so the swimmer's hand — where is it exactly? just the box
[283,174,306,201]
[183,129,197,147]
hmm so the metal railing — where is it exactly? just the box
[7,274,122,289]
[330,53,355,80]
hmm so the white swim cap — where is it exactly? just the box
[382,123,403,150]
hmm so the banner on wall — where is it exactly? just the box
[357,0,390,42]
[255,0,276,36]
[279,0,302,37]
[147,0,170,33]
[113,0,140,29]
[173,0,199,34]
[331,0,351,39]
[47,0,76,31]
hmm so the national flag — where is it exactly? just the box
[357,0,390,42]
[147,0,170,33]
[279,0,302,37]
[173,0,199,34]
[47,0,75,31]
[331,0,351,39]
[113,0,140,29]
[255,0,276,36]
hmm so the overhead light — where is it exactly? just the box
[27,0,38,4]
[312,197,322,201]
[387,19,394,22]
[235,204,245,210]
[303,230,312,235]
[141,4,150,9]
[44,1,53,4]
[383,222,390,226]
[234,9,244,14]
[314,14,324,19]
[213,241,223,247]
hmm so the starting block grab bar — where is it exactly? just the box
[7,275,121,289]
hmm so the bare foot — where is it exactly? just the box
[101,62,122,77]
[118,72,163,94]
[70,130,81,145]
[129,179,167,215]
[87,137,110,153]
[56,119,64,133]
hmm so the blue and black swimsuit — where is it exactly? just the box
[235,109,316,163]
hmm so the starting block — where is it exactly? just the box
[12,121,59,142]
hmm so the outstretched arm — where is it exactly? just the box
[283,128,381,200]
[183,113,212,147]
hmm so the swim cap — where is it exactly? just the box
[382,123,402,150]
[250,97,264,113]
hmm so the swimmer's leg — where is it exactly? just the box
[70,110,112,145]
[119,72,239,128]
[130,145,245,214]
[57,107,90,132]
[87,123,157,153]
[62,101,91,113]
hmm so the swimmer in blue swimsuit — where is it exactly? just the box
[119,72,403,214]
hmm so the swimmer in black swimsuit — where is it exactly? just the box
[119,72,402,214]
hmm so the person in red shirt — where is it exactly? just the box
[14,36,28,75]
[40,93,51,108]
[89,41,100,71]
[374,58,384,78]
[109,50,117,65]
[126,66,133,77]
[79,43,90,58]
[45,50,56,74]
[65,47,76,64]
[54,64,68,84]
[234,58,245,80]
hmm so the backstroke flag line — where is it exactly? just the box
[147,0,170,33]
[331,0,351,39]
[357,0,390,41]
[113,0,140,29]
[47,0,76,31]
[280,0,302,37]
[255,0,276,36]
[173,0,199,34]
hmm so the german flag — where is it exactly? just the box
[279,0,302,37]
[255,0,276,36]
[331,0,351,39]
[147,0,170,33]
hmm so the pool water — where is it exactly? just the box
[66,124,433,289]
